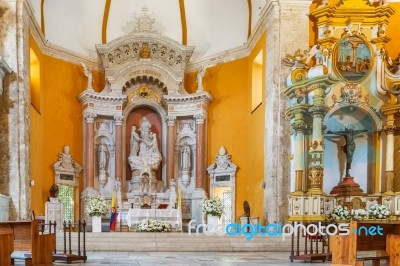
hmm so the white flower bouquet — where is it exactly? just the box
[202,197,223,217]
[330,205,350,221]
[85,194,110,217]
[368,203,390,219]
[351,209,368,221]
[137,219,172,232]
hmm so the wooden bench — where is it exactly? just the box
[0,220,55,266]
[0,230,14,265]
[331,221,400,266]
[386,234,400,266]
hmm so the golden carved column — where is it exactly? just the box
[114,115,124,182]
[84,113,97,189]
[384,112,396,195]
[195,114,206,189]
[166,115,177,187]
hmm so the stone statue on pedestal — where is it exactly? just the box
[129,126,140,157]
[128,116,162,194]
[98,139,110,188]
[180,143,191,171]
[326,126,367,177]
[55,145,76,169]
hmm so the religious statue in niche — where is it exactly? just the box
[129,126,141,157]
[335,36,372,82]
[128,116,162,193]
[180,142,192,188]
[326,126,367,177]
[98,138,110,188]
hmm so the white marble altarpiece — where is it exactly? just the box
[79,9,212,228]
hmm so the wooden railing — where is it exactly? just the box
[289,221,331,263]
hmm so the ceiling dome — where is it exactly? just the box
[29,0,267,61]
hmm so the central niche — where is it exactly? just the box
[125,106,163,184]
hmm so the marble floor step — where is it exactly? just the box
[54,232,304,252]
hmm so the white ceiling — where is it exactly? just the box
[29,0,267,61]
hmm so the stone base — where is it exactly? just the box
[330,176,365,196]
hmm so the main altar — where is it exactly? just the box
[78,11,212,230]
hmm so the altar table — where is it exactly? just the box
[125,209,182,229]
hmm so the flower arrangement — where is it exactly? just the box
[85,194,110,217]
[368,203,390,219]
[351,209,368,221]
[202,197,224,217]
[330,205,350,221]
[137,219,172,232]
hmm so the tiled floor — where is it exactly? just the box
[14,251,329,266]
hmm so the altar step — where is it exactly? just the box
[55,232,302,252]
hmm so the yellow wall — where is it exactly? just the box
[29,34,104,217]
[204,33,266,223]
[386,3,400,58]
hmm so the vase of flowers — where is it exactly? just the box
[368,203,390,219]
[330,205,350,221]
[137,219,172,232]
[351,209,368,221]
[202,197,223,232]
[85,194,110,232]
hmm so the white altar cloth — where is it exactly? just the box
[125,209,182,229]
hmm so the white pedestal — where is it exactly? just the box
[206,215,220,233]
[45,202,63,230]
[92,216,102,232]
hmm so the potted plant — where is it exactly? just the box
[85,194,110,232]
[202,197,223,231]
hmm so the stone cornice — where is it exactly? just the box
[164,91,212,106]
[79,90,127,105]
[284,74,340,99]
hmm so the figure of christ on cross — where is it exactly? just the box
[326,126,367,177]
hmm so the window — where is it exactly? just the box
[58,185,74,223]
[251,50,264,112]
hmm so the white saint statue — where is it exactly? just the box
[81,62,93,90]
[140,117,151,136]
[150,132,159,153]
[196,66,205,92]
[180,143,191,171]
[141,173,151,195]
[129,126,140,157]
[98,141,109,171]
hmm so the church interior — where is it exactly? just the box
[3,0,400,264]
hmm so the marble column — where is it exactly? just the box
[166,115,177,187]
[114,115,124,181]
[0,0,31,220]
[263,0,312,223]
[84,113,97,190]
[194,114,206,189]
[384,113,396,195]
[308,87,327,195]
[291,106,308,194]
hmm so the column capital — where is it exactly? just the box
[84,112,97,124]
[194,113,206,124]
[292,122,306,134]
[114,115,124,126]
[166,115,177,126]
[309,106,328,118]
[384,125,396,135]
[0,57,12,95]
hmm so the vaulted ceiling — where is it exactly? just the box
[29,0,267,62]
